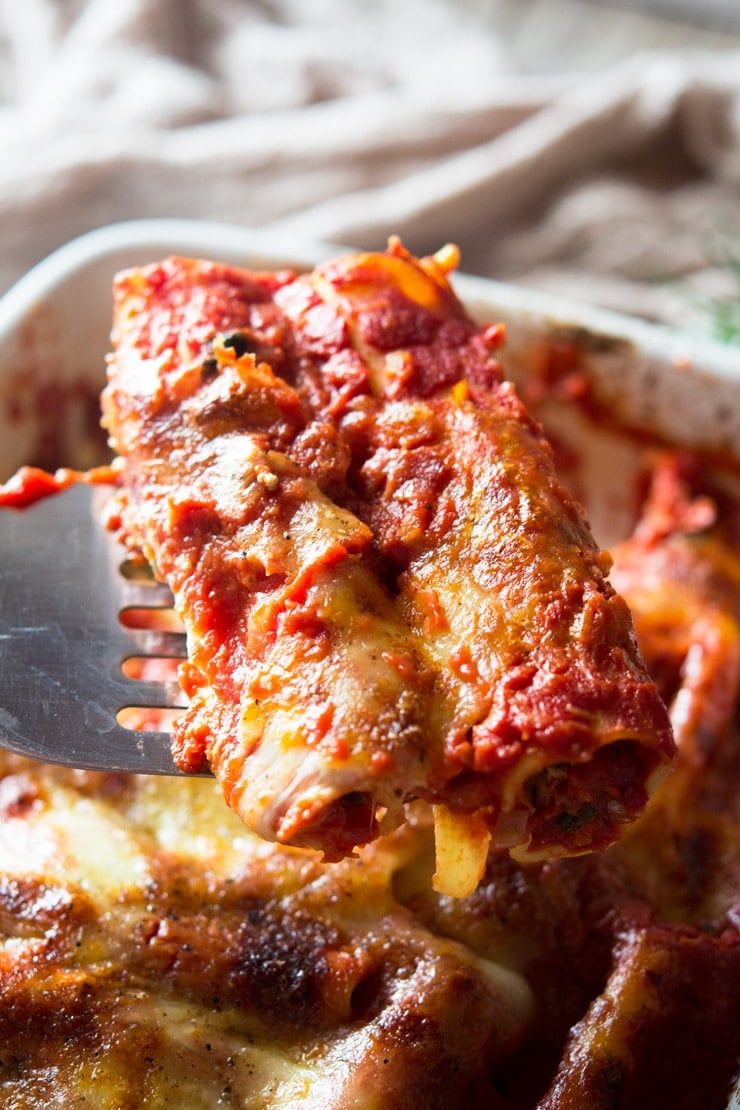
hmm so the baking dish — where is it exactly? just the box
[1,217,739,520]
[0,220,738,1108]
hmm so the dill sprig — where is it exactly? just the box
[693,225,740,347]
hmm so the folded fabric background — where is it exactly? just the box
[0,0,739,334]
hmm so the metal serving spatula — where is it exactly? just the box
[0,482,193,774]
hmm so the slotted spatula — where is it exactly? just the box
[0,481,193,774]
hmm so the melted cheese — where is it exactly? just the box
[432,804,491,898]
[0,756,536,1106]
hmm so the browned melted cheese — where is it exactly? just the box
[0,759,535,1107]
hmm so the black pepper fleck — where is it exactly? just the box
[223,331,253,358]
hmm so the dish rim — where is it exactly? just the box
[0,216,738,377]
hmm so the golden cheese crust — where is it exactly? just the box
[0,757,537,1108]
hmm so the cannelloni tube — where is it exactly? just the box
[102,244,674,891]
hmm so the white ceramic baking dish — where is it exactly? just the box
[0,218,738,546]
[0,219,738,1109]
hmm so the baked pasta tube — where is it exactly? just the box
[101,241,674,894]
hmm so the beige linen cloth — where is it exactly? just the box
[0,0,739,332]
